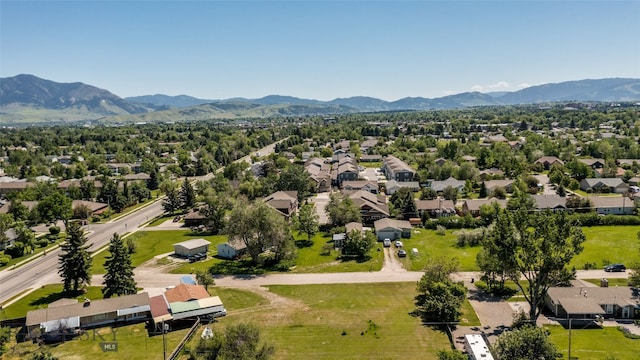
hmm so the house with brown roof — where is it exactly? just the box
[25,293,151,339]
[416,198,456,218]
[305,158,331,193]
[579,158,605,170]
[0,181,34,195]
[359,154,382,163]
[347,190,389,224]
[461,198,508,217]
[342,180,379,194]
[123,173,151,181]
[545,286,639,321]
[534,156,564,170]
[184,207,207,227]
[149,284,226,331]
[484,179,515,193]
[332,157,359,185]
[263,191,299,218]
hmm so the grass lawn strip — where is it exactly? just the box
[0,284,104,319]
[571,225,640,270]
[546,325,640,359]
[199,283,458,360]
[91,230,228,274]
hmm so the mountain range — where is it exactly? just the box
[1,74,639,124]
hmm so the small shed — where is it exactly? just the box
[216,239,247,259]
[174,238,210,257]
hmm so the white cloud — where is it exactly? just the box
[470,85,484,92]
[488,81,510,89]
[443,90,457,96]
[517,82,531,89]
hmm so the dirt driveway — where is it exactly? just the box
[310,192,330,225]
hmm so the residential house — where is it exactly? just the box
[579,158,605,170]
[588,196,635,215]
[532,194,567,211]
[1,228,17,250]
[333,140,351,152]
[173,238,210,257]
[123,173,151,181]
[332,157,359,185]
[385,180,420,195]
[331,152,355,164]
[333,222,364,249]
[305,158,331,193]
[342,180,378,194]
[434,158,447,166]
[429,177,465,193]
[382,155,416,182]
[545,286,639,321]
[360,138,379,152]
[580,178,630,194]
[0,181,34,195]
[484,179,515,193]
[149,284,226,331]
[347,190,390,224]
[184,208,207,227]
[263,191,299,218]
[415,198,456,218]
[359,154,382,163]
[478,168,504,181]
[26,293,151,339]
[461,198,508,217]
[617,159,640,168]
[72,200,108,216]
[461,155,476,163]
[534,156,564,170]
[216,238,247,259]
[373,218,412,241]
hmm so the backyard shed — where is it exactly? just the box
[216,239,247,259]
[173,238,210,257]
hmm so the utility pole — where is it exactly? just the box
[568,317,572,360]
[163,320,167,360]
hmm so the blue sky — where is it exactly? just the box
[2,1,639,101]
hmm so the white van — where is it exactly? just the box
[383,238,391,247]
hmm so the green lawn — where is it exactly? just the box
[170,231,384,275]
[92,231,228,274]
[4,323,190,360]
[546,325,640,359]
[210,287,269,311]
[195,283,456,360]
[146,215,175,227]
[571,226,640,270]
[403,228,481,271]
[582,278,630,287]
[0,284,104,319]
[358,161,382,168]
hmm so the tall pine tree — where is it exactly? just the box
[180,178,196,209]
[102,233,137,298]
[58,222,92,293]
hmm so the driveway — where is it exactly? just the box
[310,192,330,225]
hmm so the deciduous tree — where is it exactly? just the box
[491,325,561,360]
[193,323,274,360]
[293,203,319,242]
[325,193,361,227]
[415,257,467,323]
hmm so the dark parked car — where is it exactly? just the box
[397,249,407,257]
[604,264,626,272]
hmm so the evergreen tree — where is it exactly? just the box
[102,233,137,298]
[181,178,196,209]
[479,182,488,198]
[58,222,92,293]
[147,170,160,191]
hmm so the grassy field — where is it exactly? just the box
[402,228,481,271]
[546,325,640,359]
[91,231,228,274]
[571,226,640,270]
[3,322,191,360]
[184,283,459,360]
[0,284,104,319]
[582,278,630,287]
[169,231,385,274]
[147,215,175,227]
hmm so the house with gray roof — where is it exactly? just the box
[373,218,412,241]
[263,191,299,218]
[382,155,416,182]
[385,180,420,195]
[429,177,465,193]
[545,286,639,321]
[347,190,389,224]
[534,156,564,170]
[588,195,635,215]
[416,198,456,218]
[580,178,630,194]
[461,198,507,217]
[532,194,567,211]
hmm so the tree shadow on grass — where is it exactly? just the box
[29,289,85,307]
[338,255,372,264]
[295,239,314,248]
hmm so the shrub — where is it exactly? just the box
[0,255,11,266]
[582,262,597,270]
[48,226,60,235]
[37,239,49,248]
[435,225,446,236]
[320,243,333,256]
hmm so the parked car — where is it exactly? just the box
[604,263,626,272]
[397,249,407,257]
[394,241,403,248]
[383,238,391,247]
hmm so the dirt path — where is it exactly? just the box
[381,247,405,272]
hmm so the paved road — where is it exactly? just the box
[0,139,285,306]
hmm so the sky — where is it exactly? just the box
[1,1,639,101]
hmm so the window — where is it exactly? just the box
[606,304,613,314]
